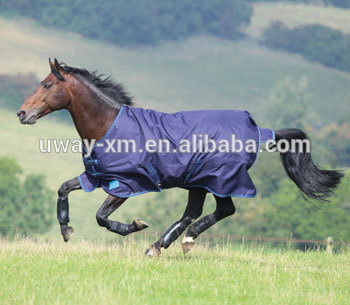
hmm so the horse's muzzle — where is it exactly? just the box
[17,110,40,125]
[17,110,26,120]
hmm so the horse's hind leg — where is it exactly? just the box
[57,177,81,242]
[145,188,206,257]
[96,195,149,236]
[182,195,236,253]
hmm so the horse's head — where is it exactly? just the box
[17,58,70,124]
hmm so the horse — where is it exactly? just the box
[18,59,343,256]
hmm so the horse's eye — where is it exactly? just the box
[43,82,53,89]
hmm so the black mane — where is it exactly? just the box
[58,62,133,107]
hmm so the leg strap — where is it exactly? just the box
[186,214,216,239]
[161,217,193,249]
[57,197,69,224]
[108,221,134,236]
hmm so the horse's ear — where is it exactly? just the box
[54,58,61,71]
[49,58,54,70]
[49,58,66,81]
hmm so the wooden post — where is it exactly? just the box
[326,236,333,254]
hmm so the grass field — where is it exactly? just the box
[0,238,349,305]
[1,6,350,303]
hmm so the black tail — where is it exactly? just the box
[275,128,344,201]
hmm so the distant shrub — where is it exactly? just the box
[261,22,350,72]
[318,122,350,167]
[250,176,350,242]
[0,0,253,46]
[0,157,54,237]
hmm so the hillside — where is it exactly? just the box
[1,14,350,124]
[1,4,350,240]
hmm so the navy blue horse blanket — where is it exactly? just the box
[79,105,274,198]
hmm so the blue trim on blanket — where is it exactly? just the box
[78,175,97,193]
[112,185,255,198]
[185,158,202,182]
[145,163,161,185]
[96,105,125,146]
[115,189,162,198]
[271,129,275,141]
[259,128,275,143]
[254,126,261,162]
[183,185,257,198]
[81,105,125,155]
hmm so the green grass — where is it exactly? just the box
[246,2,350,38]
[0,239,349,305]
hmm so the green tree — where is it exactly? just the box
[266,77,319,130]
[262,23,350,72]
[317,122,350,167]
[249,176,350,241]
[0,157,54,237]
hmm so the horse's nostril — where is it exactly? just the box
[17,110,26,118]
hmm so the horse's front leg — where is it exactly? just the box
[57,177,81,242]
[96,195,149,236]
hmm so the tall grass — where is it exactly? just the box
[0,238,349,305]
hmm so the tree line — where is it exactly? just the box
[261,22,350,73]
[0,0,253,46]
[0,157,54,237]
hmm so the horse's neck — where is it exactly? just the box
[68,79,118,142]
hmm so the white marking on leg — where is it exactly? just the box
[182,236,194,244]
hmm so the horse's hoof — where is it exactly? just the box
[133,218,149,231]
[62,226,74,242]
[145,245,161,257]
[182,236,195,254]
